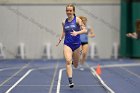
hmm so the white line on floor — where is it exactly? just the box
[5,69,33,93]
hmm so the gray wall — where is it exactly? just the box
[0,4,120,59]
[0,0,120,4]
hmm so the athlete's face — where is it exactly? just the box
[66,7,75,18]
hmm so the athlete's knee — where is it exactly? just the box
[74,64,78,68]
[66,60,72,65]
[73,61,78,68]
[82,53,87,57]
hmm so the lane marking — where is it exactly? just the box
[0,66,59,72]
[90,68,115,93]
[56,68,65,93]
[85,63,115,93]
[56,64,116,93]
[97,63,140,68]
[0,67,22,71]
[2,84,103,87]
[120,67,140,78]
[1,63,140,72]
[48,62,59,93]
[0,64,29,88]
[5,69,33,93]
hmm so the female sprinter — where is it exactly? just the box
[56,4,87,88]
[79,16,95,67]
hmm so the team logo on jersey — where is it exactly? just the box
[65,24,76,31]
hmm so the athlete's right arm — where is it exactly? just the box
[56,21,65,46]
[60,22,65,40]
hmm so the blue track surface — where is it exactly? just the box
[0,59,140,93]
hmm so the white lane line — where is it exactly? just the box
[5,69,33,93]
[0,67,25,71]
[98,63,140,69]
[36,66,64,70]
[90,68,115,93]
[85,63,115,93]
[48,62,59,93]
[3,84,103,87]
[0,64,29,88]
[120,67,140,78]
[56,68,65,93]
[1,63,140,72]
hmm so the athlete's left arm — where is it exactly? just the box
[70,17,87,36]
[88,27,95,38]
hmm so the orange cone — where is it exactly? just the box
[96,64,102,75]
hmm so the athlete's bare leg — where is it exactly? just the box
[73,47,81,68]
[63,45,73,78]
[63,45,74,88]
[80,44,88,65]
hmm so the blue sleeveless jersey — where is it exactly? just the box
[80,26,90,43]
[64,16,81,45]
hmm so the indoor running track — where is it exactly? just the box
[0,59,140,93]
